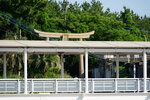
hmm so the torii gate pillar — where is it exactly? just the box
[79,38,84,78]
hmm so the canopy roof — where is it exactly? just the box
[0,40,150,54]
[0,40,150,48]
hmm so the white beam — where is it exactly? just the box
[61,54,64,78]
[3,54,7,78]
[0,48,24,53]
[23,48,28,94]
[85,50,88,93]
[28,48,85,53]
[143,50,147,93]
[89,49,143,53]
[1,47,150,54]
[27,48,146,54]
[25,48,150,54]
[116,54,119,78]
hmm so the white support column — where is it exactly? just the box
[143,50,147,93]
[85,50,88,93]
[3,54,7,78]
[23,48,28,94]
[61,54,64,78]
[116,54,119,78]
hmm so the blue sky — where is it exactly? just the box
[56,0,150,17]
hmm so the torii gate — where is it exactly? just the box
[34,29,95,78]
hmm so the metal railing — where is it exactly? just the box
[0,78,149,94]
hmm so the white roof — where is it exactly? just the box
[0,40,150,54]
[0,40,150,49]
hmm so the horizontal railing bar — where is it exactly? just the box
[0,78,146,80]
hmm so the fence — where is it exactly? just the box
[0,78,149,94]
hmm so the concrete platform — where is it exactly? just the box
[0,93,150,100]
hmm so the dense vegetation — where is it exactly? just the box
[0,0,150,78]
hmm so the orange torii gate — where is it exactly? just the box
[34,29,95,78]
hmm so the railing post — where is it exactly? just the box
[17,79,20,94]
[124,80,126,91]
[102,81,104,91]
[5,82,7,93]
[55,79,58,93]
[148,79,150,91]
[66,80,68,92]
[137,78,140,92]
[79,79,81,93]
[115,79,117,93]
[92,79,95,93]
[31,79,34,93]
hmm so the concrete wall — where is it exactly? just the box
[0,93,149,100]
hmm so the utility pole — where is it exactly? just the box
[63,0,69,21]
[63,0,69,33]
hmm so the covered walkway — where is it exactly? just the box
[0,40,150,94]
